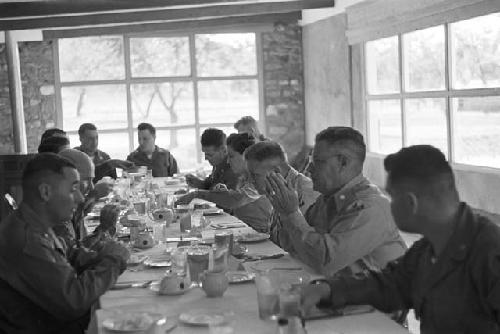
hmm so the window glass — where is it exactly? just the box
[59,36,124,81]
[61,85,127,131]
[130,37,190,77]
[368,100,402,154]
[133,128,198,171]
[405,98,448,156]
[196,33,257,77]
[452,96,500,168]
[198,80,259,124]
[131,82,195,127]
[451,13,500,89]
[69,132,131,161]
[403,26,445,92]
[365,36,399,94]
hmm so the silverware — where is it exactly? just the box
[243,253,284,262]
[112,280,153,289]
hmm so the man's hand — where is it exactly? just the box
[300,283,331,316]
[265,172,300,216]
[185,174,204,189]
[99,204,120,234]
[174,191,198,206]
[99,240,130,262]
[92,181,113,199]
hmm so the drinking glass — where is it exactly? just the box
[187,245,211,286]
[254,271,280,320]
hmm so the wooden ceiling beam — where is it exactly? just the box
[0,0,334,30]
[42,12,302,39]
[0,0,243,19]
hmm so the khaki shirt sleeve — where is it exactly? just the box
[280,201,396,276]
[7,232,123,320]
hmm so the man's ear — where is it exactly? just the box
[406,192,418,215]
[38,183,52,202]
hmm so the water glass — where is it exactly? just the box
[279,285,301,317]
[187,245,211,285]
[255,271,280,320]
[214,231,234,255]
[171,247,188,275]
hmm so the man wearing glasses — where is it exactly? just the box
[265,127,406,277]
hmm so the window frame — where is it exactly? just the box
[362,19,500,169]
[53,29,265,165]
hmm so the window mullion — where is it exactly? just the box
[445,23,454,162]
[53,40,63,129]
[399,34,407,148]
[190,34,202,165]
[124,36,134,153]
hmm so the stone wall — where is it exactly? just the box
[261,23,305,160]
[0,40,56,154]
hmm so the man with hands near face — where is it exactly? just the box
[265,127,405,277]
[301,145,500,334]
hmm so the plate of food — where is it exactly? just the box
[178,309,228,327]
[102,312,158,332]
[238,232,270,243]
[226,271,255,284]
[143,254,171,268]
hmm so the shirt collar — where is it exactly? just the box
[324,174,367,212]
[441,203,475,262]
[19,202,53,232]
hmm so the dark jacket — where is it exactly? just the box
[327,203,500,334]
[126,145,178,177]
[0,204,125,334]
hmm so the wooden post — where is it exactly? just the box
[5,31,28,154]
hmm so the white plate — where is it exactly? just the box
[226,271,255,284]
[102,312,156,332]
[202,208,224,216]
[143,256,171,268]
[238,232,270,243]
[150,281,193,295]
[178,310,227,327]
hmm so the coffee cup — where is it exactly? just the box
[200,270,229,298]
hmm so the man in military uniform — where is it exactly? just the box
[0,153,129,334]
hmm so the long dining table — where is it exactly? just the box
[88,178,410,334]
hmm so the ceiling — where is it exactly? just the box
[0,0,335,34]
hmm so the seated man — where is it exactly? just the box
[301,145,500,333]
[40,127,67,143]
[265,127,406,277]
[75,123,110,165]
[176,133,272,232]
[55,149,113,246]
[127,122,178,177]
[75,122,133,181]
[186,128,239,191]
[234,116,267,142]
[245,141,320,240]
[0,153,129,334]
[38,135,71,154]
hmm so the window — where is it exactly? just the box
[56,33,261,170]
[364,12,500,168]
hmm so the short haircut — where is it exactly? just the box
[315,127,366,162]
[226,133,256,155]
[22,153,76,193]
[234,116,257,130]
[38,136,70,153]
[244,141,286,162]
[41,128,66,143]
[201,128,226,147]
[384,145,455,190]
[78,123,97,136]
[138,123,156,136]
